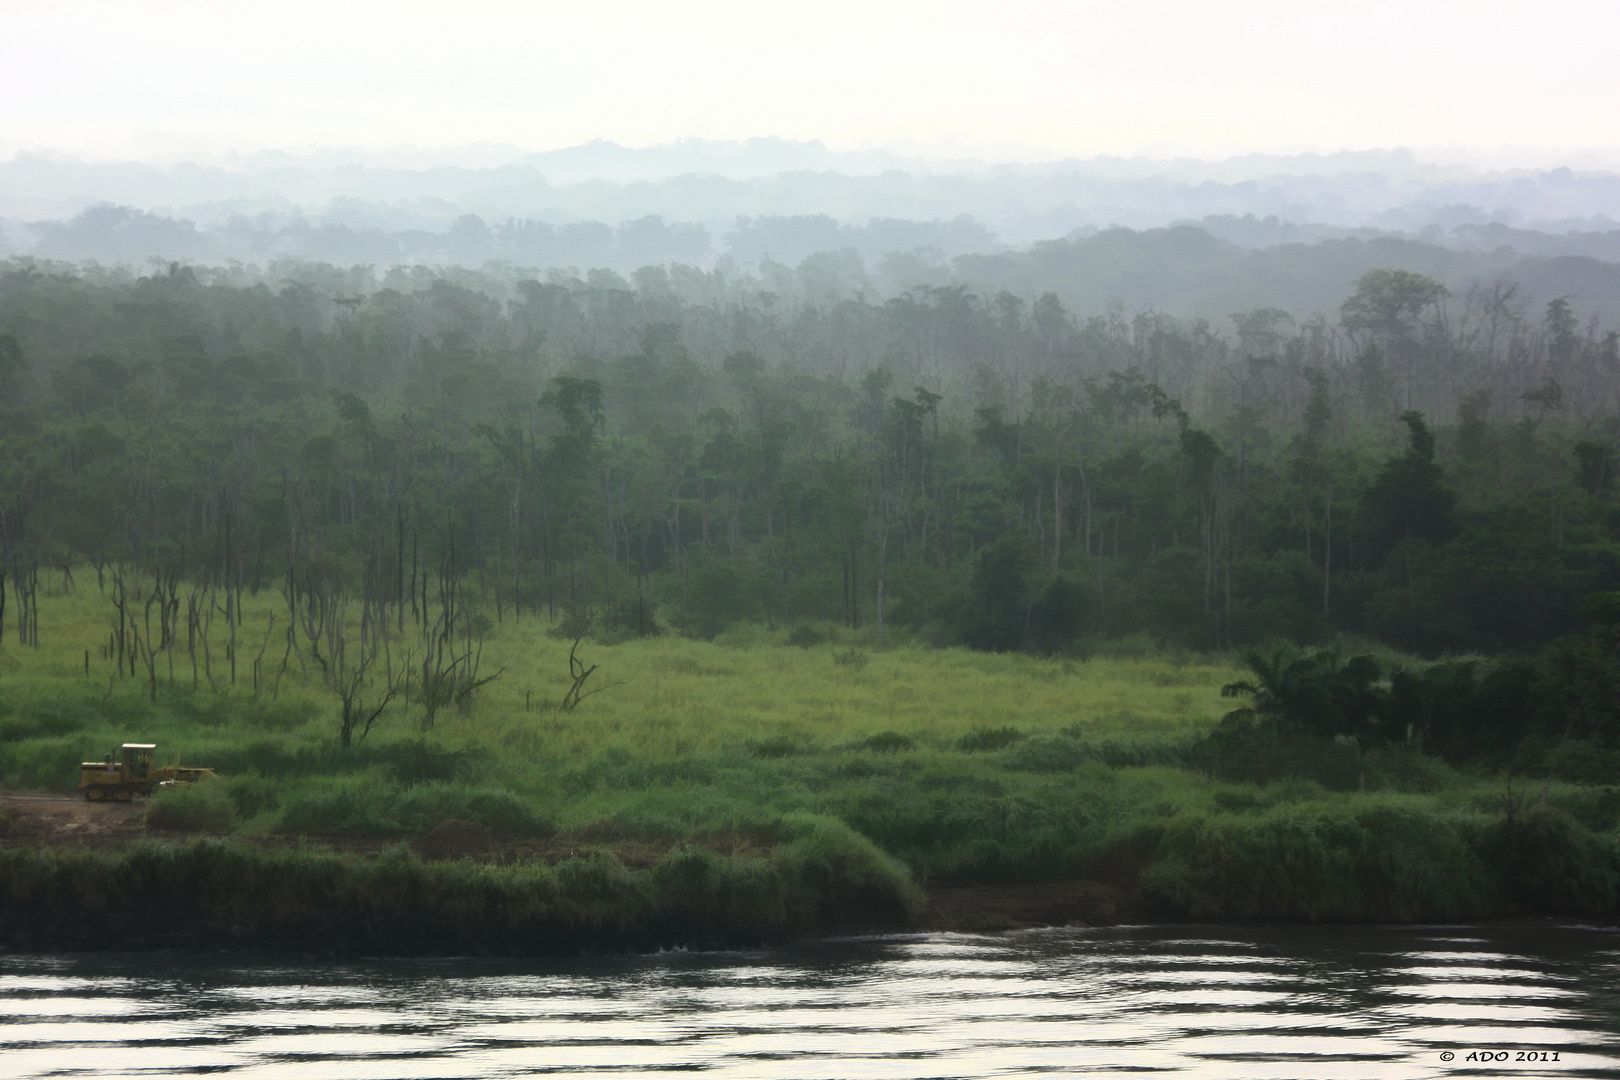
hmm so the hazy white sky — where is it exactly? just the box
[4,0,1618,162]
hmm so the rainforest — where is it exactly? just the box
[0,251,1617,952]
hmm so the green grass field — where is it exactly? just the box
[2,578,1617,926]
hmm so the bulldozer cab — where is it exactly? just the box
[121,744,154,782]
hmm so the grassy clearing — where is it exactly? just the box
[2,583,1618,929]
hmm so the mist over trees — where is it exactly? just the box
[3,249,1619,671]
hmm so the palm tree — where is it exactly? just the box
[1222,645,1384,743]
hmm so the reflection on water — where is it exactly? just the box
[3,926,1618,1079]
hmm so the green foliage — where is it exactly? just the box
[1486,804,1620,916]
[1220,643,1384,742]
[746,735,807,759]
[273,777,554,838]
[852,731,917,753]
[958,536,1038,652]
[2,258,1620,667]
[0,736,90,789]
[776,812,925,919]
[957,726,1024,752]
[2,579,1617,927]
[145,782,236,833]
[1362,411,1458,558]
[275,778,402,836]
[1142,798,1499,921]
[785,623,825,649]
[0,831,921,953]
[391,783,556,838]
[1002,733,1088,773]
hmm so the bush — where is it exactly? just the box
[276,779,401,835]
[545,606,597,641]
[853,731,917,753]
[1193,726,1364,789]
[786,623,825,649]
[746,735,805,759]
[0,827,918,954]
[274,778,555,838]
[371,739,490,784]
[776,813,923,921]
[0,696,95,740]
[145,782,236,833]
[1549,785,1620,832]
[957,726,1024,752]
[0,736,88,790]
[223,774,281,819]
[1486,804,1620,916]
[1140,798,1499,921]
[392,783,556,838]
[1003,734,1086,773]
[168,694,318,732]
[832,648,869,670]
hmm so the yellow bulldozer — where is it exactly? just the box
[78,743,217,802]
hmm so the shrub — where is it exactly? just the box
[776,812,924,921]
[145,782,236,833]
[545,606,597,641]
[1004,734,1087,773]
[372,739,490,784]
[276,779,401,836]
[853,731,917,753]
[0,696,95,740]
[746,736,805,759]
[1140,798,1499,921]
[786,623,825,649]
[168,694,318,732]
[0,736,87,790]
[392,783,556,838]
[1193,726,1364,789]
[832,648,869,670]
[223,774,280,819]
[1549,785,1620,833]
[957,726,1024,752]
[1485,804,1620,916]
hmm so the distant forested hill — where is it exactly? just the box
[9,211,1620,327]
[954,227,1620,321]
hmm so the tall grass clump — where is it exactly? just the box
[1139,797,1504,921]
[145,782,236,833]
[269,776,555,838]
[775,812,925,921]
[0,832,922,953]
[274,777,406,836]
[391,783,556,837]
[1484,804,1620,916]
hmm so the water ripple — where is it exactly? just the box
[2,926,1618,1079]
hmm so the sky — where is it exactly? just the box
[3,0,1619,164]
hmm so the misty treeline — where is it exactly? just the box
[23,205,1005,281]
[19,207,1620,321]
[2,254,1620,672]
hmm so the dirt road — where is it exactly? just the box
[0,792,147,847]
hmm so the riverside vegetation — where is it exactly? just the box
[2,258,1620,949]
[0,587,1617,952]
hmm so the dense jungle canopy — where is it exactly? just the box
[1,252,1618,661]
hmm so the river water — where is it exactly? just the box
[3,925,1618,1079]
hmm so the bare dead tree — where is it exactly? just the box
[416,551,499,731]
[560,623,617,711]
[299,587,409,749]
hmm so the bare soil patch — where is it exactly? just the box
[0,792,146,847]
